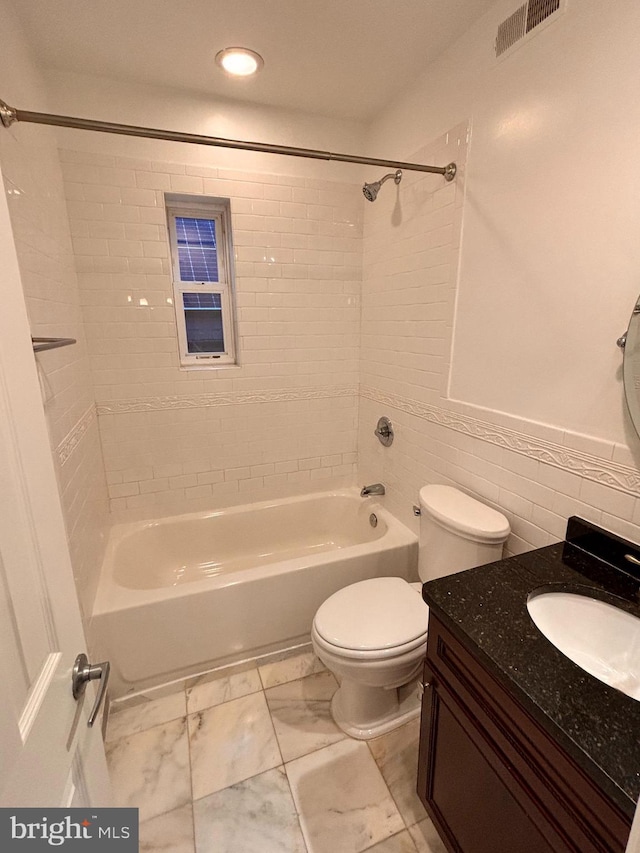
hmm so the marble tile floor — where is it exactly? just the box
[105,650,447,853]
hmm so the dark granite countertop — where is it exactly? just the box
[421,519,640,819]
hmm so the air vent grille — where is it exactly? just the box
[496,0,564,58]
[527,0,561,31]
[496,4,527,56]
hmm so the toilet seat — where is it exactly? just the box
[312,624,427,661]
[313,577,428,659]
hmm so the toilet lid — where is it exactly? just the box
[419,485,510,543]
[314,577,427,651]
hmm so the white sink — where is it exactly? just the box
[527,591,640,702]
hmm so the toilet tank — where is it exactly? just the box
[418,485,510,582]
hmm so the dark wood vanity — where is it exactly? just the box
[417,519,640,853]
[417,615,630,853]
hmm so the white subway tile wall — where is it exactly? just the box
[61,151,362,519]
[58,412,110,619]
[357,123,640,555]
[0,126,110,625]
[6,118,640,613]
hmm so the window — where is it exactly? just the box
[167,197,237,367]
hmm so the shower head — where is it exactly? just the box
[362,169,402,202]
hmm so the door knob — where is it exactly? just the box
[72,653,110,728]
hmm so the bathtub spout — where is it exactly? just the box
[360,483,385,497]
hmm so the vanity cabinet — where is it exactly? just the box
[417,615,631,853]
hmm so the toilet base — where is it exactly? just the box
[330,678,422,740]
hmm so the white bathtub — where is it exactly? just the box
[92,488,418,697]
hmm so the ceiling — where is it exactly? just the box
[14,0,495,123]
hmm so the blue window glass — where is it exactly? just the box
[182,292,224,354]
[182,293,222,309]
[176,216,219,282]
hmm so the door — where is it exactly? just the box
[0,180,111,806]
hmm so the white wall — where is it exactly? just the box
[38,71,368,519]
[61,148,361,519]
[359,0,640,554]
[367,0,640,449]
[0,1,110,626]
[10,0,640,560]
[45,70,367,182]
[5,0,640,832]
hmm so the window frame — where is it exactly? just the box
[166,197,237,368]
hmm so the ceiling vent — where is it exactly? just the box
[495,0,565,58]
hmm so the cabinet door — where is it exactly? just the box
[421,680,560,853]
[417,616,630,853]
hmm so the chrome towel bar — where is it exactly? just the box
[32,336,77,353]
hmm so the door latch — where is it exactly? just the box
[72,653,110,728]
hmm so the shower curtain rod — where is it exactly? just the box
[0,99,456,180]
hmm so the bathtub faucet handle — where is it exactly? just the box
[360,483,386,497]
[374,417,394,447]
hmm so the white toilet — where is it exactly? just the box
[311,485,510,739]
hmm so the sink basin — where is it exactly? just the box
[527,591,640,701]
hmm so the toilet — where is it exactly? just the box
[311,485,510,739]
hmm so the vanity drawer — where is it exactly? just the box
[417,615,630,853]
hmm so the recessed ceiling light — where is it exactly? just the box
[215,47,264,78]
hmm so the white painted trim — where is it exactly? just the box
[95,383,640,497]
[167,199,237,366]
[96,385,358,414]
[626,800,640,852]
[56,404,96,467]
[18,652,61,742]
[361,386,640,497]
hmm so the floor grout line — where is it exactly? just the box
[184,696,196,852]
[113,652,430,853]
[189,762,285,805]
[280,761,310,853]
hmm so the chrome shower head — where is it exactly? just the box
[362,169,402,202]
[362,183,379,202]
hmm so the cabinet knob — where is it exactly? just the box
[418,680,432,698]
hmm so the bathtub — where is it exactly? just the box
[92,488,418,697]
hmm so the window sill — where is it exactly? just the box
[179,362,241,371]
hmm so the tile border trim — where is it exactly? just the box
[56,403,97,467]
[96,385,358,415]
[361,386,640,497]
[65,387,640,496]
